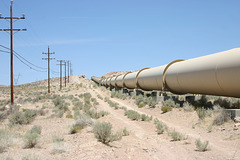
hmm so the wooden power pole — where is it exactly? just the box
[42,46,55,93]
[0,0,26,104]
[64,61,67,87]
[67,60,70,83]
[57,60,64,90]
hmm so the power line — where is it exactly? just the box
[0,44,47,70]
[0,49,10,54]
[0,45,47,72]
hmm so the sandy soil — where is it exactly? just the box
[0,75,239,160]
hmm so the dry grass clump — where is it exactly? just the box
[124,110,141,121]
[154,118,168,135]
[122,127,130,136]
[70,114,93,134]
[8,109,37,126]
[23,125,42,148]
[195,138,209,152]
[183,102,195,112]
[140,114,152,122]
[163,98,180,108]
[93,121,122,144]
[86,109,109,119]
[135,94,157,108]
[212,110,231,126]
[168,130,187,141]
[0,129,10,153]
[104,97,119,109]
[51,134,65,154]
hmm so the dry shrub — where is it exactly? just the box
[93,121,122,144]
[195,139,209,152]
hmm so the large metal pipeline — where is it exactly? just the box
[115,75,124,88]
[92,48,240,98]
[164,48,240,98]
[91,76,101,84]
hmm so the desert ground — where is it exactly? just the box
[0,75,239,160]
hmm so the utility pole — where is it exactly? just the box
[70,62,73,76]
[0,0,26,105]
[64,61,67,87]
[67,61,70,83]
[42,46,55,93]
[57,60,63,90]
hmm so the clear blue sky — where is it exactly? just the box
[0,0,240,85]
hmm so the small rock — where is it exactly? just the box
[234,117,240,123]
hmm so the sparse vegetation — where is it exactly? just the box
[124,110,141,121]
[51,135,65,154]
[141,114,152,122]
[195,139,209,152]
[168,130,187,141]
[93,121,122,144]
[183,102,195,112]
[70,114,93,134]
[23,125,42,148]
[8,110,37,126]
[122,127,130,136]
[163,98,180,108]
[161,106,172,113]
[154,118,168,135]
[212,110,231,126]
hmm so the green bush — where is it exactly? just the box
[138,102,146,108]
[161,106,172,113]
[93,121,122,144]
[124,110,141,121]
[195,139,209,152]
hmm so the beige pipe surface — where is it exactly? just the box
[102,79,106,86]
[165,48,240,98]
[123,71,138,89]
[115,75,124,88]
[106,77,111,86]
[91,76,101,84]
[136,65,166,91]
[110,76,116,87]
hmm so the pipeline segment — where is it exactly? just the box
[92,48,240,98]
